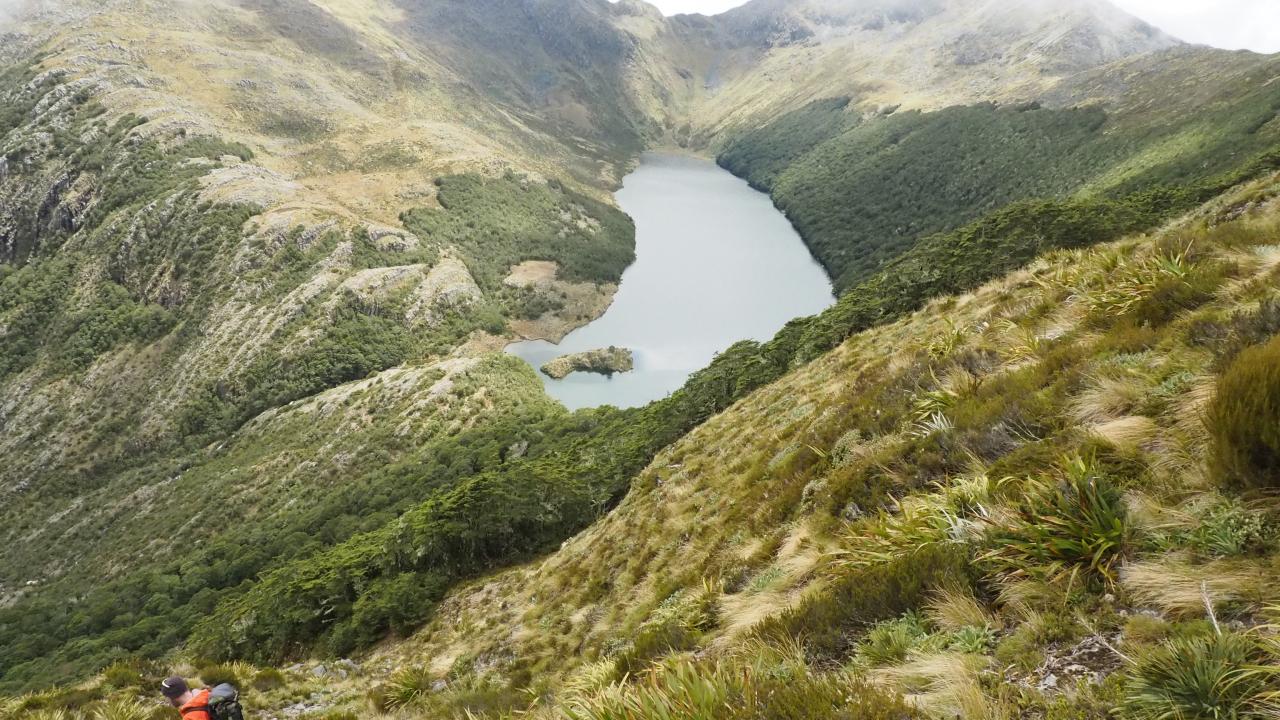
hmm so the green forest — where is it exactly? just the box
[719,76,1280,292]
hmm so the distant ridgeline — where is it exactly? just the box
[5,49,1280,697]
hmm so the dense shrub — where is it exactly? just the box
[401,172,635,291]
[0,61,52,140]
[334,571,450,654]
[719,72,1280,293]
[765,103,1115,291]
[718,96,854,190]
[176,303,415,441]
[1208,335,1280,489]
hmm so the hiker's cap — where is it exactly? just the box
[160,676,188,699]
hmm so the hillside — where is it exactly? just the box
[371,170,1280,720]
[674,0,1179,140]
[718,48,1280,291]
[1,0,1280,718]
[11,145,1280,720]
[0,49,634,689]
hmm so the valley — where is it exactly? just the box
[1,0,1279,719]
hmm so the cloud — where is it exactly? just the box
[636,0,1280,53]
[635,0,747,16]
[1110,0,1280,53]
[0,0,32,29]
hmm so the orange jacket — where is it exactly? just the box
[179,688,213,720]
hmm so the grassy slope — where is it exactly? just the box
[13,156,1280,720]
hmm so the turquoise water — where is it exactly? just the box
[507,152,834,410]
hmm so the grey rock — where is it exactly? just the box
[506,440,529,460]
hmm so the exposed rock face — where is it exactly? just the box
[540,346,633,380]
[406,256,483,326]
[197,162,303,209]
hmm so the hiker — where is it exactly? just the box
[160,676,246,719]
[161,676,211,719]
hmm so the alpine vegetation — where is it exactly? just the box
[2,0,1280,718]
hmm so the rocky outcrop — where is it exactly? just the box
[197,162,303,209]
[405,256,483,327]
[540,346,633,380]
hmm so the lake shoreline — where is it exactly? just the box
[507,152,834,410]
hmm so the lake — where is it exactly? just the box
[506,152,834,410]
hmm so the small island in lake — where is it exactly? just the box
[541,346,634,380]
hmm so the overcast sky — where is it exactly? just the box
[642,0,1280,54]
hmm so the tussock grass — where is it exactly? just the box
[19,711,69,720]
[561,659,619,700]
[835,474,1000,568]
[1088,415,1159,450]
[196,661,254,689]
[612,586,720,679]
[1070,375,1147,424]
[980,457,1130,588]
[1121,555,1278,616]
[89,698,151,720]
[858,613,932,666]
[925,584,996,633]
[370,666,435,712]
[562,651,910,720]
[1123,633,1271,720]
[870,651,993,720]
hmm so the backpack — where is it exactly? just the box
[180,683,245,720]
